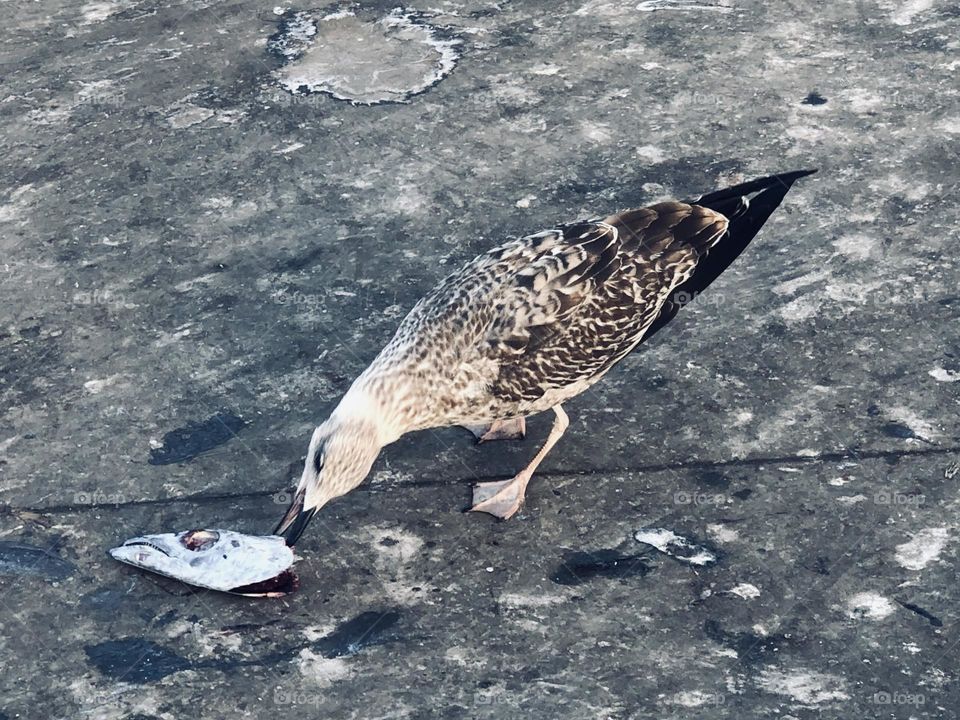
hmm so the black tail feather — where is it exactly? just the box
[641,169,816,340]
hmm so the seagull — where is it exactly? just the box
[275,169,816,544]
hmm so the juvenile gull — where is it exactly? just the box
[276,170,816,541]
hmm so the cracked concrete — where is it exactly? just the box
[1,0,959,718]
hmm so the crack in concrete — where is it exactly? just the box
[5,444,957,517]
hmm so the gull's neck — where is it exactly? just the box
[330,369,412,446]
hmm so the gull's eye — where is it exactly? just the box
[313,451,324,474]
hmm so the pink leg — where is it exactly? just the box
[462,417,526,443]
[470,406,569,519]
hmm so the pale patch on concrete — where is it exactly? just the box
[364,525,426,604]
[499,592,566,609]
[635,528,716,565]
[83,376,120,394]
[757,668,850,705]
[845,591,896,620]
[167,105,215,129]
[580,121,613,143]
[635,145,666,163]
[730,409,753,427]
[530,63,561,76]
[0,183,45,225]
[636,0,733,12]
[80,1,132,25]
[886,0,936,25]
[832,232,878,260]
[68,676,163,718]
[895,527,949,570]
[835,494,868,505]
[779,294,822,322]
[384,182,429,216]
[297,649,351,686]
[936,116,960,134]
[929,367,960,382]
[773,268,833,296]
[884,405,939,441]
[839,87,884,114]
[444,645,486,668]
[706,523,739,543]
[729,583,760,599]
[302,623,338,642]
[667,689,723,707]
[272,8,460,105]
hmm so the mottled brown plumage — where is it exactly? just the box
[275,170,816,539]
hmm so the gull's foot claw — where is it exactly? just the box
[469,478,526,519]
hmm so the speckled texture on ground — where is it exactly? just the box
[1,0,958,718]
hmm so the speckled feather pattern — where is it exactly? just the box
[355,201,728,433]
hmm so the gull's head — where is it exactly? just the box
[274,410,384,546]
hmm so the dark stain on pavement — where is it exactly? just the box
[148,411,246,465]
[896,600,943,627]
[84,638,193,682]
[704,619,797,664]
[313,610,402,658]
[551,549,652,586]
[0,541,75,580]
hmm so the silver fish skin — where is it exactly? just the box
[109,529,296,595]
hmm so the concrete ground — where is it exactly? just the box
[1,0,958,718]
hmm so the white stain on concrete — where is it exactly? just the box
[366,526,426,605]
[635,528,717,565]
[832,232,879,260]
[635,145,666,163]
[896,527,949,570]
[929,367,960,382]
[499,592,565,609]
[297,649,351,686]
[83,376,120,394]
[707,523,739,543]
[167,104,215,129]
[729,583,761,599]
[272,8,460,105]
[888,0,936,25]
[637,0,733,12]
[845,591,896,620]
[757,668,849,705]
[80,1,130,25]
[885,405,939,441]
[668,689,723,707]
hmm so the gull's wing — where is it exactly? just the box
[484,202,729,401]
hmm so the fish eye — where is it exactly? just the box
[181,529,220,551]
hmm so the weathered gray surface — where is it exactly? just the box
[1,0,958,718]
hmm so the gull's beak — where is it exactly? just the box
[273,487,317,547]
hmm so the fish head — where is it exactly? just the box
[109,529,297,596]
